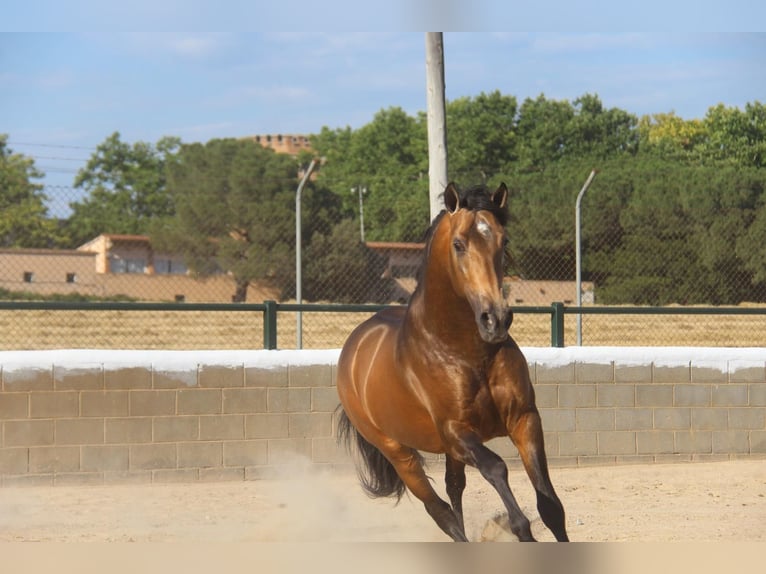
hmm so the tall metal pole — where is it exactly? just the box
[575,169,597,346]
[295,158,319,349]
[351,186,367,242]
[425,32,448,222]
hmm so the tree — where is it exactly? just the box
[65,132,180,246]
[700,102,766,167]
[501,165,581,281]
[513,93,638,173]
[442,90,518,182]
[567,93,639,158]
[312,107,430,243]
[637,112,707,160]
[739,204,766,286]
[637,102,766,168]
[514,94,574,171]
[0,134,61,247]
[151,138,310,302]
[578,159,766,305]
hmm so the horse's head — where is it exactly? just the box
[438,182,513,344]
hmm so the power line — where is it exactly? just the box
[31,155,92,162]
[7,141,98,151]
[37,167,81,175]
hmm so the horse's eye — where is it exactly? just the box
[453,238,466,253]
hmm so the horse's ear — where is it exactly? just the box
[492,183,508,209]
[444,183,460,213]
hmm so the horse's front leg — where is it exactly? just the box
[448,428,535,542]
[510,408,569,541]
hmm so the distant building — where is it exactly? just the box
[0,246,98,297]
[0,234,278,303]
[77,234,187,275]
[249,134,312,156]
[503,277,595,306]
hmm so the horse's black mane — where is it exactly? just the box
[413,183,508,293]
[453,183,509,227]
[424,183,508,247]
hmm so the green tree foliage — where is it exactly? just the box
[151,138,341,302]
[65,132,180,246]
[512,158,766,305]
[312,107,430,242]
[637,112,707,161]
[0,134,62,247]
[442,90,518,181]
[514,93,638,171]
[500,164,584,281]
[639,102,766,168]
[700,102,766,167]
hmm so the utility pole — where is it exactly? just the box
[425,32,448,222]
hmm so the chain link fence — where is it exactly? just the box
[1,184,765,349]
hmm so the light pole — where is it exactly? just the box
[295,158,320,349]
[575,169,597,346]
[351,186,367,242]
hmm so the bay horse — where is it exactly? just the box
[336,182,568,542]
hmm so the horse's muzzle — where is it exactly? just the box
[478,306,513,343]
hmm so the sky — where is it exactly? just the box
[1,30,765,191]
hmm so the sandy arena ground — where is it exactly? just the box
[0,459,764,543]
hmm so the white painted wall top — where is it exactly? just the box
[0,347,764,375]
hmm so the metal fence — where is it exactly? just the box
[1,184,765,349]
[3,300,766,350]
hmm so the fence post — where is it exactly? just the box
[551,302,565,347]
[263,300,278,349]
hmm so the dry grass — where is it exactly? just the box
[1,305,765,350]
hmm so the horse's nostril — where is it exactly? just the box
[481,312,495,330]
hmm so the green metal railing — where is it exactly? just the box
[2,300,765,349]
[550,304,766,348]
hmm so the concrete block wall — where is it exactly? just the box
[1,348,764,486]
[488,350,766,468]
[0,351,342,486]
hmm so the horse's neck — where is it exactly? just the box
[406,259,479,350]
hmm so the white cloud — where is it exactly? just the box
[264,32,416,59]
[37,69,75,89]
[238,85,312,101]
[120,33,231,59]
[166,35,224,57]
[200,84,313,114]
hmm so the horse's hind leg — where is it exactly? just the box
[444,454,466,531]
[511,409,569,541]
[388,446,468,542]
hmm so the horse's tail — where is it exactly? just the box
[335,406,407,502]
